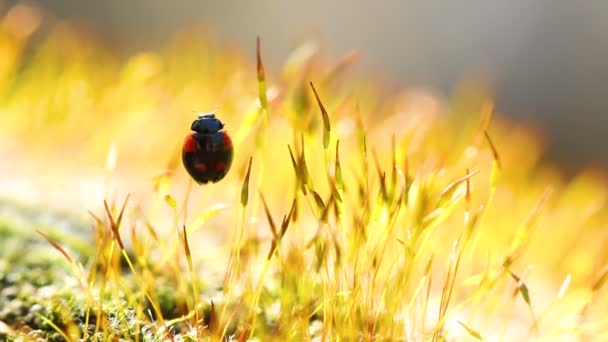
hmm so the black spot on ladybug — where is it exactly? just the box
[182,113,233,184]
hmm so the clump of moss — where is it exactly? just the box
[0,204,219,340]
[0,213,78,340]
[1,3,608,342]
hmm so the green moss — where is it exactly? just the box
[0,202,193,340]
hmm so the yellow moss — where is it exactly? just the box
[1,5,607,341]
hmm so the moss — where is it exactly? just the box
[0,204,189,340]
[0,6,607,340]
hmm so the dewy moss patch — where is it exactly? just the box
[0,205,83,341]
[0,200,214,341]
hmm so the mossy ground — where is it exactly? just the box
[0,200,221,341]
[0,200,85,341]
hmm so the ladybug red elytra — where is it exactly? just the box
[182,113,233,184]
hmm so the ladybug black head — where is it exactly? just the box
[191,113,225,134]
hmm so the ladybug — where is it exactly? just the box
[182,113,233,184]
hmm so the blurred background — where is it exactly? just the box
[5,0,607,172]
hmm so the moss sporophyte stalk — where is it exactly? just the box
[1,5,608,342]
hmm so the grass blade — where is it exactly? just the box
[241,156,253,206]
[36,229,75,265]
[457,321,484,340]
[508,270,532,306]
[36,313,74,342]
[310,82,331,150]
[484,131,501,188]
[335,139,344,192]
[187,204,228,234]
[257,36,268,113]
[259,191,277,238]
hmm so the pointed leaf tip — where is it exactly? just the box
[259,191,277,238]
[256,36,268,112]
[298,134,313,192]
[36,229,74,265]
[310,82,331,149]
[437,169,480,207]
[182,225,192,260]
[335,139,344,191]
[311,190,326,215]
[256,36,262,72]
[116,194,130,229]
[164,194,177,209]
[103,198,126,250]
[508,270,532,306]
[457,321,484,340]
[484,131,501,169]
[287,144,300,185]
[241,157,253,206]
[284,198,297,233]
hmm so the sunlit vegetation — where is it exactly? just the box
[1,4,607,341]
